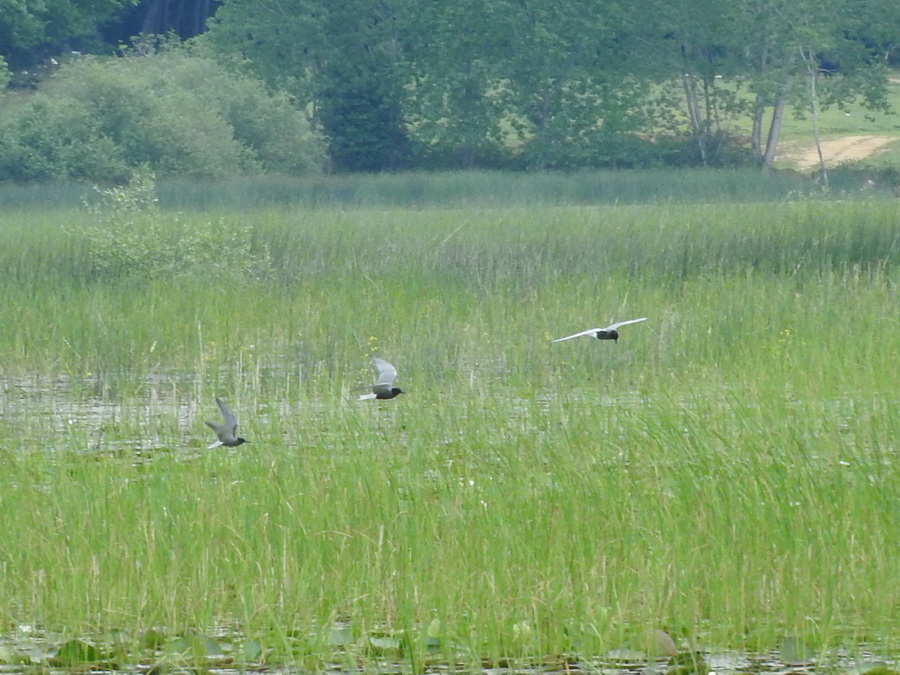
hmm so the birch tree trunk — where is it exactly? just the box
[800,46,828,186]
[762,76,792,168]
[751,98,765,162]
[681,73,707,164]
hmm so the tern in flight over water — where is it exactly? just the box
[359,357,405,400]
[552,317,647,343]
[206,397,249,448]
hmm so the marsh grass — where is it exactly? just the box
[154,170,826,210]
[1,166,889,213]
[0,191,897,669]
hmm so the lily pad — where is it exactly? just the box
[141,629,168,650]
[779,636,813,664]
[606,648,647,662]
[367,635,404,655]
[845,663,888,675]
[25,644,50,664]
[327,626,354,646]
[667,651,709,675]
[49,639,104,666]
[857,667,900,675]
[242,639,264,662]
[647,629,678,658]
[166,634,223,659]
[424,618,441,651]
[0,645,27,665]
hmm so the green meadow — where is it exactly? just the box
[0,173,897,671]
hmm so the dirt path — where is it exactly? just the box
[787,135,896,170]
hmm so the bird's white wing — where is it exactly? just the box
[552,328,602,343]
[371,357,398,386]
[604,317,647,331]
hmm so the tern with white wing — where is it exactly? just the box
[552,317,647,343]
[359,357,405,400]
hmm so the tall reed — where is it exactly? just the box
[0,191,896,665]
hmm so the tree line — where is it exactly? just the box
[1,0,897,179]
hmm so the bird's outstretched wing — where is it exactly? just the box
[552,327,603,343]
[552,317,647,342]
[605,317,647,331]
[371,357,398,394]
[216,397,239,435]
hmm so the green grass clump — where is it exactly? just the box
[0,187,897,669]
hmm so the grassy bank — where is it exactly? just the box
[0,193,897,669]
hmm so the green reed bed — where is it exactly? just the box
[0,166,876,213]
[0,195,897,668]
[152,169,823,211]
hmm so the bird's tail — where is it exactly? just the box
[358,393,377,400]
[207,440,224,449]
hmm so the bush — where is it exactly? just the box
[0,94,130,181]
[75,169,271,281]
[0,57,9,90]
[0,49,325,182]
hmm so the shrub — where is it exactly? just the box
[155,51,325,175]
[76,169,271,281]
[0,57,9,90]
[0,49,325,181]
[0,94,130,181]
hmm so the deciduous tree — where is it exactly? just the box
[0,0,137,67]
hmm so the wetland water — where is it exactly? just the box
[0,624,895,675]
[2,375,896,674]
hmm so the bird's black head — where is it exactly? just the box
[393,387,404,396]
[235,437,248,446]
[609,330,619,342]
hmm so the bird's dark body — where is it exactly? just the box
[361,357,404,401]
[596,330,618,341]
[204,419,250,447]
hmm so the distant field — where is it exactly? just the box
[777,75,900,142]
[0,187,897,671]
[758,73,900,170]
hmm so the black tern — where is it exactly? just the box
[359,357,404,400]
[206,397,248,448]
[552,317,647,343]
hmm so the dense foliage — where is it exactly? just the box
[1,0,898,176]
[203,0,896,171]
[0,48,324,181]
[0,0,136,68]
